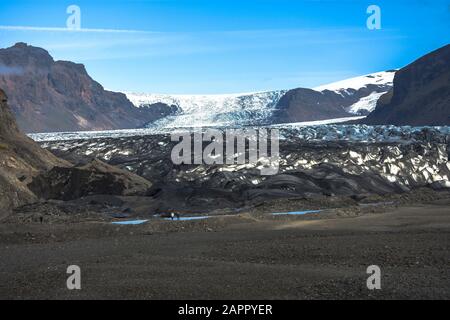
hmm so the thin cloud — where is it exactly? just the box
[0,25,156,34]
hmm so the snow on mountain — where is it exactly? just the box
[313,70,396,115]
[345,91,387,114]
[314,71,395,93]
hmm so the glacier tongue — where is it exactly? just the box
[125,90,287,128]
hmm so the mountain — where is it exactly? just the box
[272,71,395,124]
[0,43,176,133]
[0,42,404,133]
[125,72,394,129]
[362,45,450,126]
[314,71,395,114]
[0,88,68,215]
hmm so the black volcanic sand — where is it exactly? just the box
[0,190,449,300]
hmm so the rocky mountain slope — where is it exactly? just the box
[0,89,68,215]
[363,44,450,126]
[0,43,176,133]
[0,87,154,217]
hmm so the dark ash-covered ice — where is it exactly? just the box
[31,125,450,211]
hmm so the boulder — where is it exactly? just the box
[29,159,153,201]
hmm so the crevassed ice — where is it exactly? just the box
[125,90,287,128]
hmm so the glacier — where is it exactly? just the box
[125,90,287,128]
[124,71,395,130]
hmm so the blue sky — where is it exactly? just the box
[0,0,449,94]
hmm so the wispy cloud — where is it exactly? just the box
[0,25,155,34]
[0,25,406,62]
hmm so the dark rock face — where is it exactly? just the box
[273,88,350,122]
[0,89,68,215]
[273,84,392,123]
[0,89,67,172]
[140,103,181,127]
[0,43,176,133]
[363,44,450,126]
[0,88,20,135]
[29,159,152,201]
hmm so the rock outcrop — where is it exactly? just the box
[363,44,450,126]
[0,89,68,216]
[0,88,153,216]
[29,159,152,201]
[273,88,352,123]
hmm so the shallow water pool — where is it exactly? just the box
[111,219,149,225]
[272,210,321,216]
[164,216,210,221]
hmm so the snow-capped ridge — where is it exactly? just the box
[313,70,396,93]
